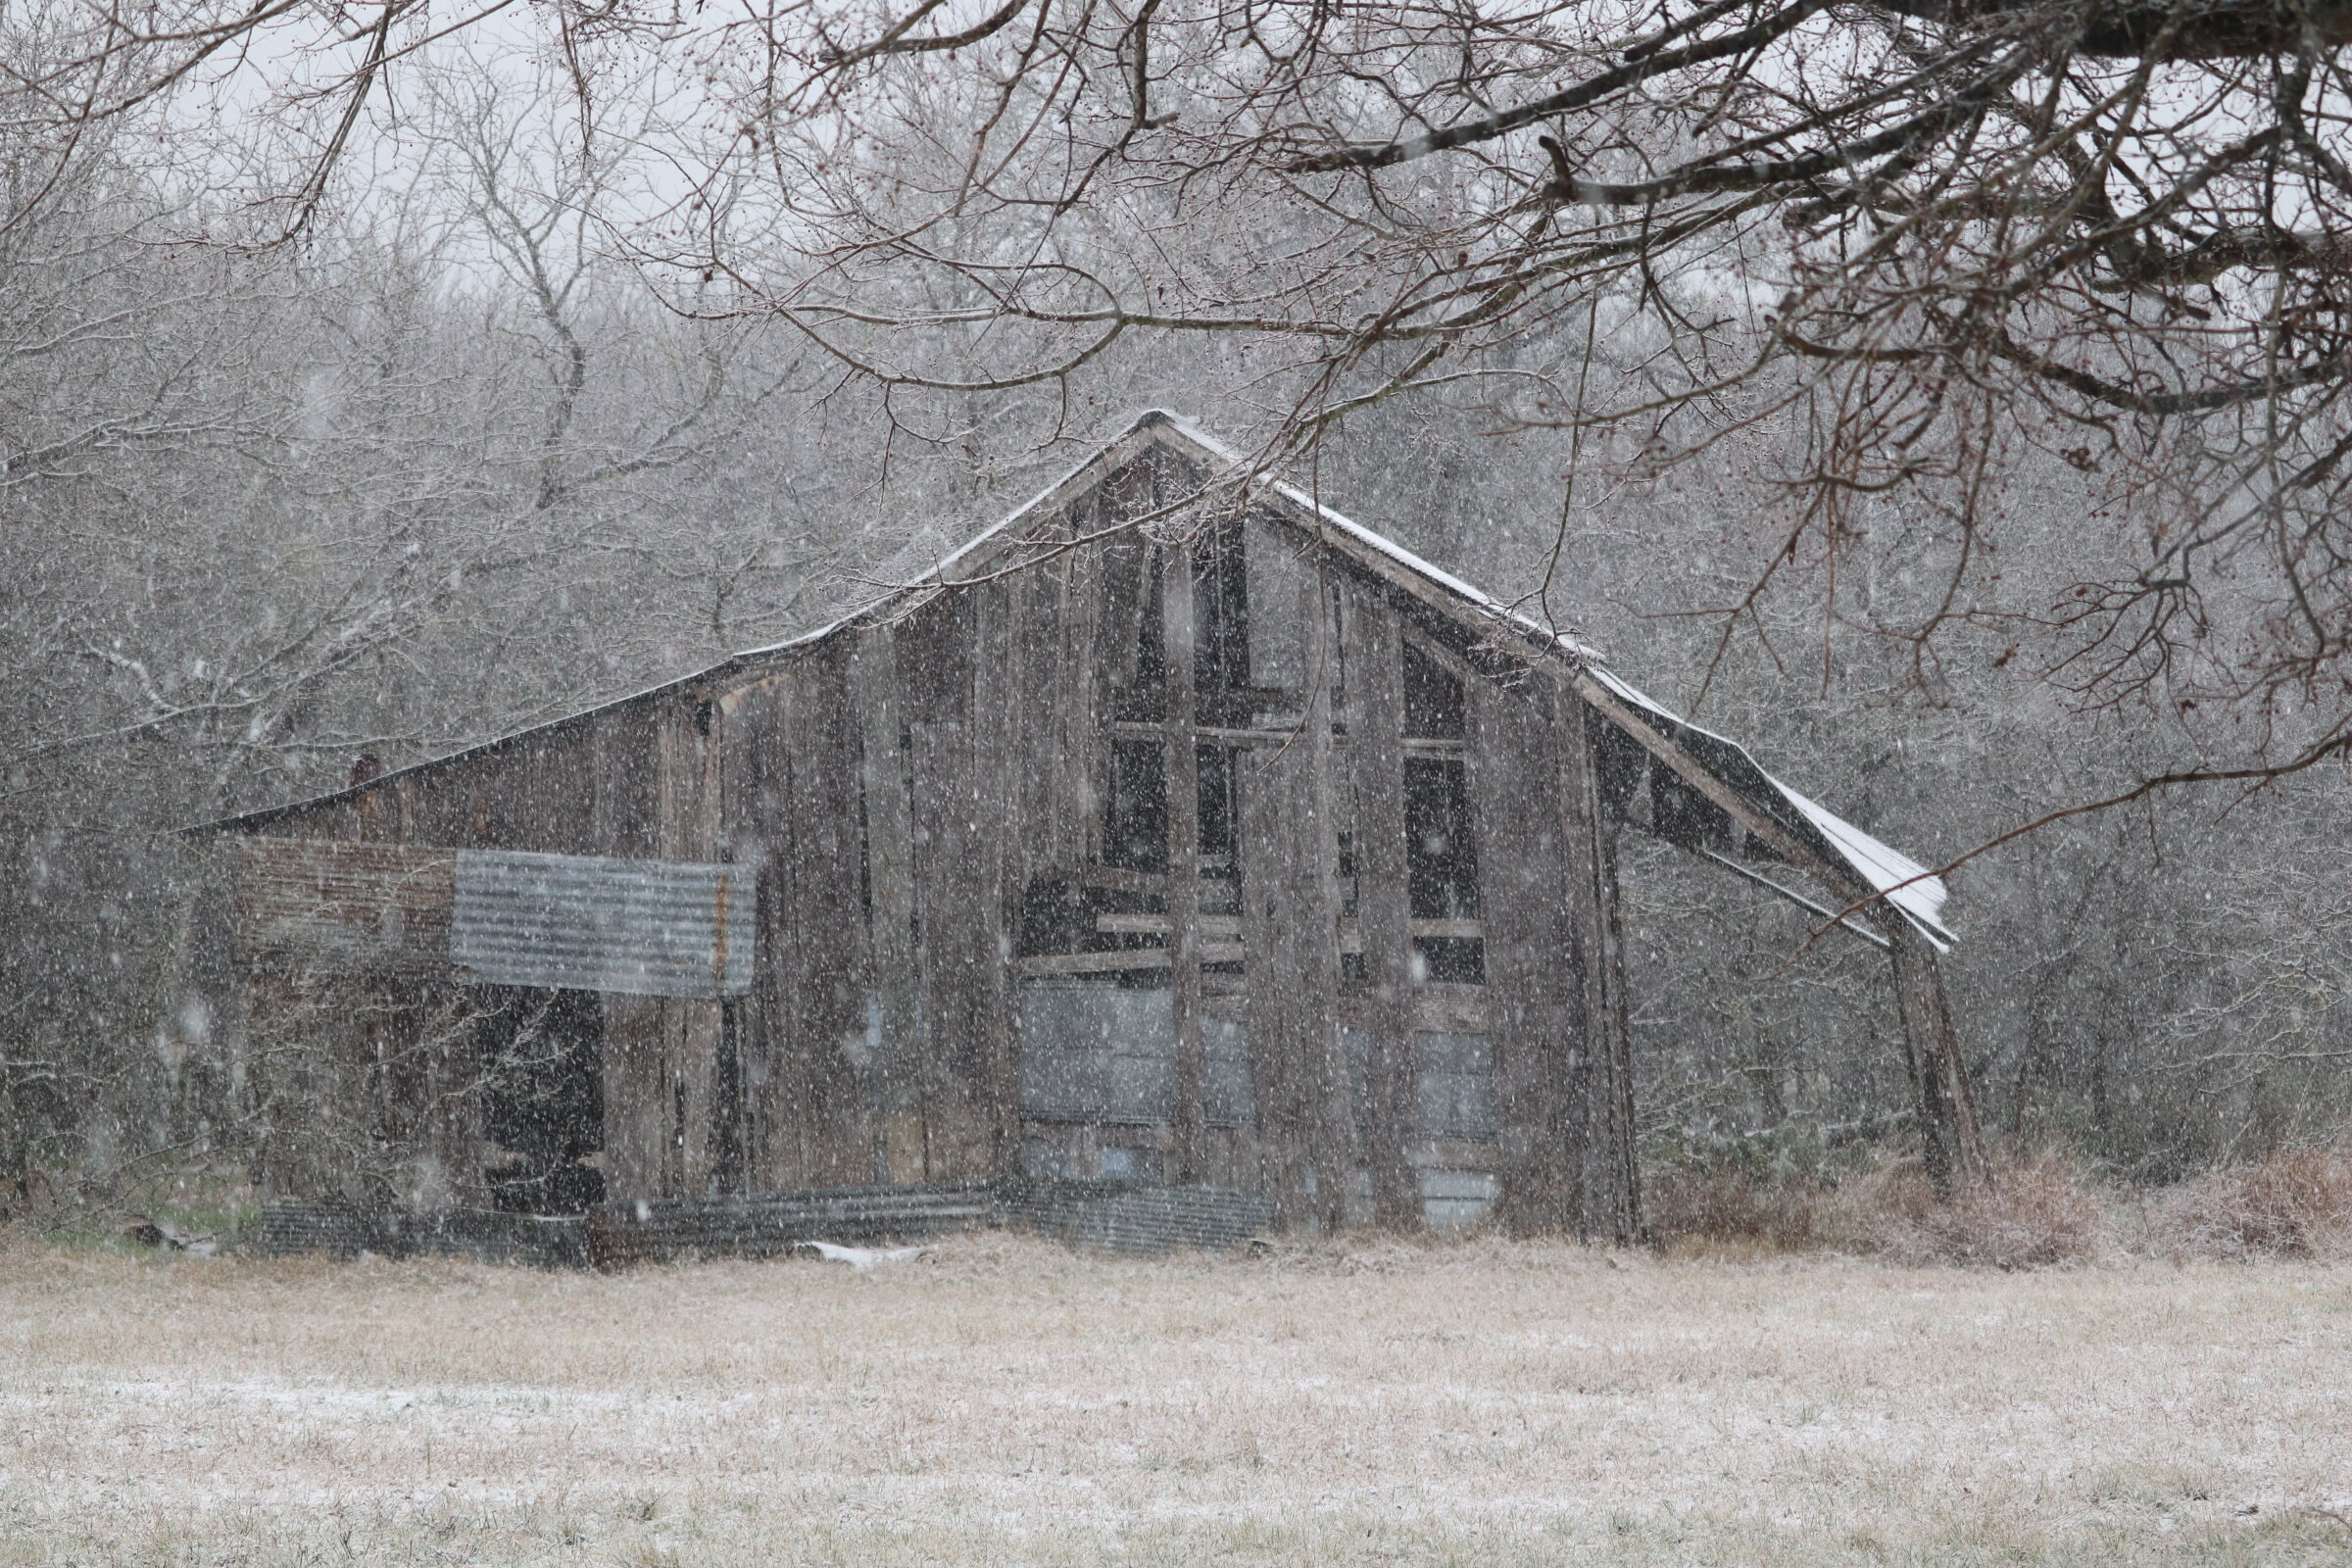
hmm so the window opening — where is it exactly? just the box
[1105,738,1168,871]
[1122,520,1251,719]
[1194,517,1250,698]
[1402,643,1466,738]
[1404,758,1485,982]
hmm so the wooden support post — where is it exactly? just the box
[657,699,723,1197]
[1886,919,1982,1197]
[1298,567,1356,1233]
[1570,671,1979,1209]
[1164,545,1207,1183]
[973,584,1022,1185]
[851,629,923,1184]
[1468,682,1641,1242]
[1568,699,1642,1243]
[1340,582,1419,1231]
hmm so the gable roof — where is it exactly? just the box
[189,410,1953,947]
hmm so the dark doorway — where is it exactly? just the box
[476,986,607,1214]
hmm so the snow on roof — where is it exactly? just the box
[1588,667,1953,949]
[1152,413,1605,663]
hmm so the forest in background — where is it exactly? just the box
[4,29,2350,1221]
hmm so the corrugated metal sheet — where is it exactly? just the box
[452,849,753,998]
[588,1184,998,1264]
[230,837,455,975]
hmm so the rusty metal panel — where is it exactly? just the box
[451,849,754,999]
[230,837,455,975]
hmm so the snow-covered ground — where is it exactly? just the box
[3,1236,2347,1565]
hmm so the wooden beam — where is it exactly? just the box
[1341,579,1419,1231]
[1016,945,1245,975]
[1298,570,1357,1234]
[1164,545,1208,1184]
[1566,672,1858,900]
[1566,699,1642,1244]
[1241,562,1354,1233]
[656,698,722,1197]
[1887,919,1984,1195]
[850,628,921,1184]
[1107,718,1461,758]
[973,582,1023,1184]
[1095,911,1480,942]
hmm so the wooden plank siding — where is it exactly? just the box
[651,699,722,1197]
[587,702,672,1200]
[1465,674,1639,1242]
[222,697,688,1206]
[849,628,925,1183]
[726,646,876,1193]
[969,579,1027,1181]
[906,587,1007,1182]
[1239,560,1354,1232]
[1467,674,1576,1233]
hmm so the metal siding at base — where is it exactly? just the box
[1017,982,1255,1127]
[452,849,754,998]
[1414,1032,1497,1143]
[1420,1169,1499,1232]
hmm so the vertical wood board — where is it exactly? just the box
[1339,580,1418,1228]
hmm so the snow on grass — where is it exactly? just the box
[3,1234,2349,1564]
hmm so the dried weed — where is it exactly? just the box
[1861,1151,2106,1269]
[2138,1147,2352,1260]
[1648,1147,2107,1268]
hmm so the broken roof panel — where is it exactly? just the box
[1588,667,1953,949]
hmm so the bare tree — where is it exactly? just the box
[19,0,2348,802]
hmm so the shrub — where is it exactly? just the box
[1862,1150,2105,1269]
[1643,1164,1842,1253]
[2141,1148,2352,1260]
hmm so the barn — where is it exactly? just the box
[187,411,1977,1255]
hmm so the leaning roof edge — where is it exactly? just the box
[181,416,1173,835]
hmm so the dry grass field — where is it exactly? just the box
[4,1233,2350,1566]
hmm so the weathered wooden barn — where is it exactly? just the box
[190,412,1977,1249]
